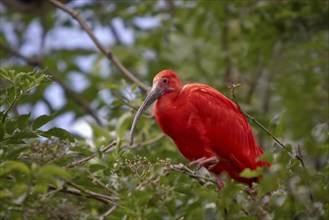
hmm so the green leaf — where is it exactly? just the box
[16,114,30,130]
[11,183,29,205]
[102,83,120,90]
[174,184,193,195]
[0,161,30,177]
[116,112,131,136]
[70,146,94,157]
[258,152,274,163]
[5,120,18,135]
[4,146,29,160]
[32,114,54,130]
[91,123,112,140]
[0,189,11,199]
[0,68,12,81]
[5,131,39,144]
[239,168,262,178]
[165,198,177,215]
[40,127,75,142]
[39,164,70,179]
[89,164,107,172]
[259,174,279,195]
[33,183,48,194]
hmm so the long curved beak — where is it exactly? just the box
[129,84,162,146]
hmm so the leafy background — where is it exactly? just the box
[0,0,328,219]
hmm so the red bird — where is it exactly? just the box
[130,70,269,187]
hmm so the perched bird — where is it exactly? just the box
[130,70,270,187]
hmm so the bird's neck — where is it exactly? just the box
[154,89,181,133]
[155,90,180,111]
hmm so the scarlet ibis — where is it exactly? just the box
[130,70,269,187]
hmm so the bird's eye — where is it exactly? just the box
[162,78,169,84]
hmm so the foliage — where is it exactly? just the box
[0,0,328,219]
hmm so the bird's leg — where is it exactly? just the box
[189,156,220,170]
[213,174,225,190]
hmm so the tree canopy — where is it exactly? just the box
[0,0,328,219]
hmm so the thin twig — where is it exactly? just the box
[48,183,120,207]
[99,205,118,220]
[66,181,120,203]
[112,90,151,115]
[296,145,313,201]
[164,163,216,185]
[88,171,119,196]
[230,84,289,152]
[140,134,165,146]
[48,0,150,92]
[65,140,117,168]
[128,134,165,149]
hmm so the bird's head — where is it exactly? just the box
[152,70,182,96]
[129,70,182,145]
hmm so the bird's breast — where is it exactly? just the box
[154,100,212,161]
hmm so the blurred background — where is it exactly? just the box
[0,0,328,219]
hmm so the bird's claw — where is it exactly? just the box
[214,175,225,190]
[189,156,220,170]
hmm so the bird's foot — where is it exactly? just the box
[215,176,225,190]
[189,156,220,170]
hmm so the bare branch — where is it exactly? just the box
[99,205,118,220]
[48,183,120,207]
[65,181,121,206]
[65,140,117,168]
[88,171,119,196]
[164,163,216,186]
[230,84,290,151]
[128,134,165,149]
[48,0,150,92]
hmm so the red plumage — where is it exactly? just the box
[130,70,270,186]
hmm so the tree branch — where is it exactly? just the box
[88,172,119,196]
[48,0,150,92]
[66,181,121,206]
[99,205,118,220]
[65,140,117,168]
[128,133,165,149]
[163,163,216,186]
[48,182,120,207]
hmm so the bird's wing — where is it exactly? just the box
[179,84,263,170]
